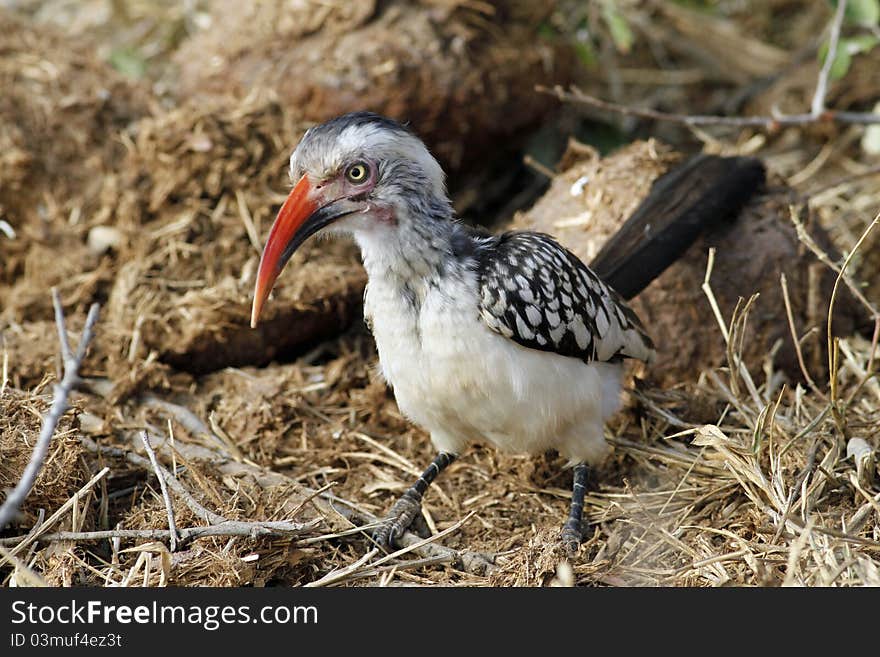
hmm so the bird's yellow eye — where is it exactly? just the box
[346,162,368,183]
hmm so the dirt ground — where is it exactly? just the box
[2,1,879,587]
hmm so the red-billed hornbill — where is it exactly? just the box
[250,112,764,552]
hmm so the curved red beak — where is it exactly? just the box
[251,175,317,328]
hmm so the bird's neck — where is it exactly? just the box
[353,208,475,294]
[354,210,464,281]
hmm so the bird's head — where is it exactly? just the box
[250,111,451,328]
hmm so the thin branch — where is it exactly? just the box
[0,521,320,546]
[316,554,453,585]
[701,249,764,416]
[139,431,179,552]
[76,387,496,576]
[540,85,777,127]
[540,85,880,129]
[302,548,380,588]
[76,436,320,543]
[539,5,879,133]
[52,289,74,365]
[79,435,225,525]
[0,444,321,549]
[812,0,847,117]
[523,154,556,179]
[0,293,100,530]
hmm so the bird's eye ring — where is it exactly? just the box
[346,162,369,183]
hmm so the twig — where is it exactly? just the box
[0,440,321,549]
[811,0,847,118]
[0,521,320,546]
[122,412,495,574]
[235,189,262,254]
[362,512,477,570]
[701,249,763,414]
[539,6,879,133]
[139,431,179,552]
[632,390,700,430]
[79,436,225,525]
[75,436,321,543]
[674,549,751,577]
[540,86,880,129]
[78,395,496,576]
[295,523,385,546]
[0,292,100,530]
[321,554,453,585]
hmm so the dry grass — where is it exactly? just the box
[1,1,879,587]
[3,253,878,587]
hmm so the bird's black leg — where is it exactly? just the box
[372,452,455,550]
[560,463,589,554]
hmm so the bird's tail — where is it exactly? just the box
[589,154,766,300]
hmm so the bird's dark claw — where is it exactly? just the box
[372,489,423,550]
[559,519,582,557]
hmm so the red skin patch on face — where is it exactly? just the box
[368,203,396,225]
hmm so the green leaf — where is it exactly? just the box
[818,35,874,80]
[830,44,852,79]
[840,0,880,27]
[573,41,598,68]
[601,0,634,54]
[844,33,880,53]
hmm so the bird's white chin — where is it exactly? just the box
[323,204,396,237]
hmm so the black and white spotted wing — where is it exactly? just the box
[476,232,655,365]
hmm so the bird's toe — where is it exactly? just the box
[371,491,423,551]
[559,523,583,557]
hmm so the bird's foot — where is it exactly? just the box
[372,489,423,551]
[559,519,583,557]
